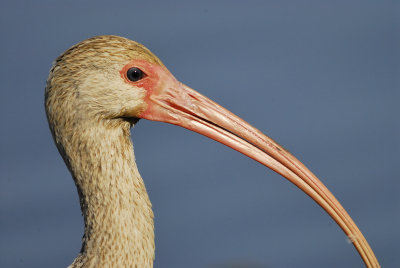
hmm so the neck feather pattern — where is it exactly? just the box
[58,121,154,268]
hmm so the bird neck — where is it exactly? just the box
[64,121,154,268]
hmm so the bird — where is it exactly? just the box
[45,35,379,268]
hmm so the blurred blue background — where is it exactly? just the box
[0,1,399,267]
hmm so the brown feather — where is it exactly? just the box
[45,35,158,267]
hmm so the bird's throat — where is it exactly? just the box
[63,122,154,267]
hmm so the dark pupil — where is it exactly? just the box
[127,67,144,82]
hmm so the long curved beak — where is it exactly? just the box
[138,72,379,267]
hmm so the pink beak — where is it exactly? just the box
[137,64,379,267]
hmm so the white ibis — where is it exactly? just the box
[45,35,379,267]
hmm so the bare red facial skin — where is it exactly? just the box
[119,59,379,267]
[120,59,161,93]
[120,59,180,122]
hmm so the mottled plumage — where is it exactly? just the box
[46,36,158,267]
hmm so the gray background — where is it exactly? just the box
[1,1,399,267]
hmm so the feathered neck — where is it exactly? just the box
[58,121,154,267]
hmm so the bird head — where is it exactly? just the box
[45,35,378,267]
[45,36,165,127]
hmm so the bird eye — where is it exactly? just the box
[126,67,146,82]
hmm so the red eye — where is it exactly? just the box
[126,67,146,82]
